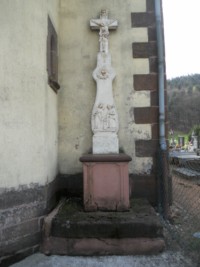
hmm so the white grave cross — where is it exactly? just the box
[90,10,119,154]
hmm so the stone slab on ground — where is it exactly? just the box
[42,237,165,256]
[173,167,200,179]
[169,151,200,167]
[10,252,195,267]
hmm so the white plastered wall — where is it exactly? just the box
[0,0,59,188]
[58,0,152,174]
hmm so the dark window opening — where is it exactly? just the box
[47,16,60,93]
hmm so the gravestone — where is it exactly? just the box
[178,136,185,147]
[193,136,198,150]
[80,10,131,211]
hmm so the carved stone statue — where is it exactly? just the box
[90,9,118,54]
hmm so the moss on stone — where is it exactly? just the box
[56,197,157,222]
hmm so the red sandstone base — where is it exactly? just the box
[80,154,132,211]
[42,237,165,256]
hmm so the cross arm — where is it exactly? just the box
[90,19,118,30]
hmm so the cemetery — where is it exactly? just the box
[169,132,200,176]
[167,130,200,264]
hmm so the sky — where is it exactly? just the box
[162,0,200,79]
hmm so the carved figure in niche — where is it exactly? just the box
[107,105,117,129]
[93,103,104,130]
[93,103,117,132]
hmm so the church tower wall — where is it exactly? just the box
[0,0,59,264]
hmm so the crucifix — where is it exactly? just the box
[90,10,118,53]
[79,10,131,213]
[90,10,119,154]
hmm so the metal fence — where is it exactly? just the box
[157,149,200,265]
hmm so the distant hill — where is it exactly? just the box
[167,74,200,133]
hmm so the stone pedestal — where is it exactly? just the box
[93,133,119,154]
[41,198,165,256]
[80,154,131,211]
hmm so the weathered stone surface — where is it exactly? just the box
[0,185,45,210]
[41,198,165,256]
[132,42,157,58]
[0,202,46,228]
[90,11,119,154]
[131,13,156,28]
[41,186,164,256]
[80,154,132,162]
[48,198,163,239]
[0,245,39,267]
[135,140,159,157]
[80,154,131,211]
[146,0,155,12]
[129,175,156,204]
[0,233,41,255]
[93,134,119,154]
[1,218,42,243]
[148,27,157,41]
[42,237,165,256]
[149,57,158,73]
[134,74,158,91]
[134,107,159,124]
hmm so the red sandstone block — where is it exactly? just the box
[42,237,165,256]
[80,154,131,212]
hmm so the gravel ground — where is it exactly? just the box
[10,251,195,267]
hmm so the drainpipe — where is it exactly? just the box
[155,0,167,151]
[155,0,169,218]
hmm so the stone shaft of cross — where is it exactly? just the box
[90,10,119,154]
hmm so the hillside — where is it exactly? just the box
[167,74,200,133]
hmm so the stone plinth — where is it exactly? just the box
[93,133,119,154]
[41,198,165,256]
[80,154,131,211]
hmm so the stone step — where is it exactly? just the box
[52,202,163,239]
[42,237,165,256]
[41,198,165,255]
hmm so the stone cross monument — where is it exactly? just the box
[90,10,119,154]
[80,10,131,212]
